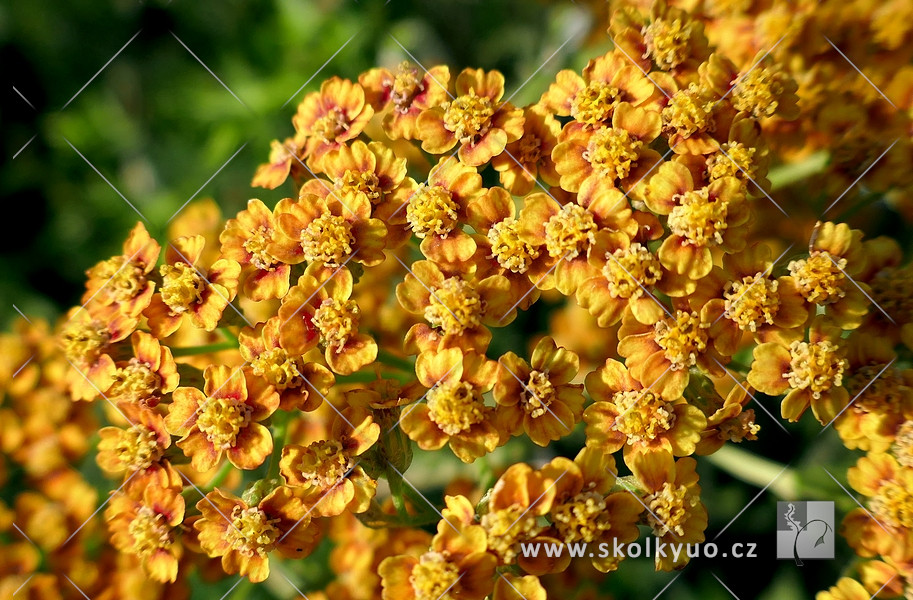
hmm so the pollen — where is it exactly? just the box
[870,267,913,318]
[870,480,913,530]
[848,364,905,414]
[62,320,109,364]
[583,127,643,181]
[196,396,253,450]
[300,213,355,266]
[160,262,206,314]
[611,390,676,443]
[642,17,695,70]
[128,506,173,558]
[250,347,302,390]
[115,425,162,471]
[788,252,847,305]
[653,310,710,370]
[293,440,353,488]
[481,506,544,563]
[243,227,275,270]
[893,421,913,469]
[227,505,281,558]
[336,170,382,203]
[552,491,612,543]
[409,551,461,600]
[391,62,423,113]
[662,83,714,137]
[442,91,495,141]
[544,203,598,259]
[724,273,781,332]
[312,107,349,141]
[423,277,483,335]
[109,359,162,403]
[603,242,662,298]
[732,65,790,118]
[644,481,699,537]
[571,81,621,127]
[487,217,540,273]
[406,184,459,239]
[426,381,485,435]
[706,142,757,183]
[516,134,543,164]
[312,298,359,349]
[521,370,556,418]
[89,256,145,302]
[668,188,729,246]
[783,340,847,398]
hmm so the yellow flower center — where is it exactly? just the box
[893,421,913,469]
[312,107,349,142]
[160,262,206,314]
[409,551,461,600]
[571,81,621,127]
[644,481,699,537]
[227,505,281,558]
[487,217,540,273]
[196,396,253,450]
[602,242,662,299]
[336,169,382,203]
[871,267,913,320]
[442,91,495,141]
[115,425,162,471]
[544,203,598,259]
[724,273,781,332]
[251,347,302,390]
[668,188,729,246]
[243,226,275,270]
[406,184,459,239]
[516,134,543,164]
[424,277,483,336]
[871,480,913,529]
[391,62,423,112]
[89,256,146,303]
[61,320,109,364]
[784,340,846,398]
[481,506,544,564]
[706,142,758,183]
[662,83,714,137]
[611,390,677,443]
[294,439,353,488]
[109,359,161,403]
[732,66,789,118]
[654,311,709,370]
[426,381,486,436]
[312,298,360,350]
[521,370,555,418]
[788,251,847,305]
[846,364,906,414]
[718,412,761,442]
[583,127,643,181]
[642,17,696,70]
[552,491,612,543]
[128,506,173,558]
[300,213,355,266]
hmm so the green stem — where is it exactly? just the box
[768,151,829,191]
[376,348,415,373]
[705,444,799,499]
[388,467,408,516]
[477,456,495,492]
[219,326,239,344]
[170,341,238,357]
[267,411,292,481]
[206,459,234,489]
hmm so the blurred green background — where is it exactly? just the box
[1,0,855,598]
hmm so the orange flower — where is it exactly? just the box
[164,365,279,471]
[704,116,772,195]
[360,62,452,140]
[143,235,241,338]
[730,51,800,121]
[277,265,378,375]
[748,316,849,424]
[660,80,732,154]
[251,137,300,190]
[417,68,524,166]
[491,106,561,195]
[400,348,500,463]
[194,486,319,582]
[239,317,334,410]
[610,3,710,74]
[584,358,706,462]
[694,379,758,456]
[292,76,374,170]
[280,407,379,517]
[96,402,172,476]
[844,452,913,563]
[82,222,160,318]
[816,578,875,600]
[493,336,584,447]
[219,199,291,302]
[644,161,749,280]
[60,304,135,401]
[106,331,179,408]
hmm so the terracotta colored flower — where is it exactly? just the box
[417,68,524,166]
[277,264,378,375]
[748,317,849,424]
[251,137,301,190]
[292,76,375,170]
[379,495,496,600]
[644,161,750,280]
[730,51,800,121]
[280,407,379,517]
[660,80,733,154]
[164,365,279,471]
[694,379,758,456]
[271,192,387,269]
[219,199,292,301]
[704,116,772,195]
[239,317,334,410]
[400,348,500,463]
[82,222,160,318]
[60,304,135,401]
[143,235,241,338]
[106,331,179,408]
[194,486,320,582]
[97,402,172,476]
[553,102,663,198]
[858,236,913,343]
[491,106,561,195]
[494,336,585,447]
[629,449,707,571]
[492,575,546,600]
[610,3,710,74]
[584,358,706,462]
[360,61,452,140]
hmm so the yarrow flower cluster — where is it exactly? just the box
[3,1,913,598]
